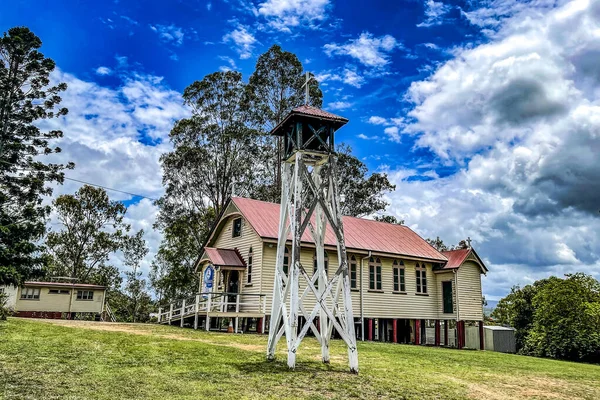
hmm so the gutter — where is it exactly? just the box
[360,251,371,341]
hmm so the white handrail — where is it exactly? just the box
[157,292,268,323]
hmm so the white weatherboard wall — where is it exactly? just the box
[15,287,105,313]
[0,285,18,310]
[457,261,484,321]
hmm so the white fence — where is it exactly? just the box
[157,292,267,325]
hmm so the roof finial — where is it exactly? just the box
[466,237,472,248]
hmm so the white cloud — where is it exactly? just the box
[95,66,112,76]
[417,0,453,27]
[366,115,405,142]
[327,101,352,111]
[38,67,189,280]
[368,116,388,125]
[207,2,212,11]
[383,126,400,142]
[257,0,331,32]
[222,25,257,59]
[386,0,600,299]
[342,68,366,88]
[150,24,185,46]
[324,32,401,68]
[218,55,238,71]
[316,67,366,88]
[423,42,440,50]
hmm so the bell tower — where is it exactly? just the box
[266,104,359,373]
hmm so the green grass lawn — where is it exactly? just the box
[1,318,599,399]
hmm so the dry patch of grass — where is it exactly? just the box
[1,318,599,399]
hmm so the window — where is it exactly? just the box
[416,263,427,294]
[283,247,289,275]
[369,257,382,291]
[232,218,242,238]
[442,281,453,313]
[247,247,253,284]
[77,290,94,301]
[350,255,357,289]
[20,287,40,300]
[313,250,329,288]
[48,289,70,295]
[393,260,406,292]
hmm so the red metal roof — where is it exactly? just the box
[439,249,471,270]
[203,247,246,267]
[270,105,348,136]
[440,248,488,272]
[291,105,348,122]
[231,197,447,262]
[24,281,106,290]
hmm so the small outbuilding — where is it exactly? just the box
[484,325,517,353]
[1,281,107,320]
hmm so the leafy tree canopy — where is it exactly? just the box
[44,185,142,289]
[493,273,600,362]
[0,26,73,285]
[373,215,404,225]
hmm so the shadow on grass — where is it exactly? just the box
[234,358,356,376]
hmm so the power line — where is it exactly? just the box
[0,159,159,201]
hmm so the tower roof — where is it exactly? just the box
[270,105,348,136]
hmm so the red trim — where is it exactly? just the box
[435,320,441,346]
[392,320,398,343]
[415,320,421,345]
[444,320,449,346]
[257,318,263,334]
[368,319,373,341]
[15,311,63,319]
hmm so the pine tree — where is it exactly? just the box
[0,27,73,285]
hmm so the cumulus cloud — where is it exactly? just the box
[257,0,331,32]
[389,0,600,299]
[417,0,453,27]
[324,32,401,68]
[367,115,405,142]
[316,67,366,88]
[95,66,112,76]
[327,101,352,110]
[222,24,257,59]
[150,24,185,46]
[39,67,189,279]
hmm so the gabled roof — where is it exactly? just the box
[230,197,447,262]
[202,247,246,268]
[270,105,348,136]
[439,248,488,273]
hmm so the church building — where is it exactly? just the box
[159,196,489,350]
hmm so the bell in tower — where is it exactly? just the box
[266,104,359,374]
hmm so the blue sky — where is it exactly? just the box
[3,0,600,301]
[0,0,482,175]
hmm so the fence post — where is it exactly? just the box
[194,295,200,330]
[169,303,174,323]
[180,299,186,328]
[158,307,162,323]
[235,294,240,333]
[262,295,267,315]
[206,294,212,332]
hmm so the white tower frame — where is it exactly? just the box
[266,149,359,374]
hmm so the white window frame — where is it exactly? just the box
[20,287,40,300]
[76,290,94,301]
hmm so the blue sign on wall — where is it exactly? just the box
[202,265,214,299]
